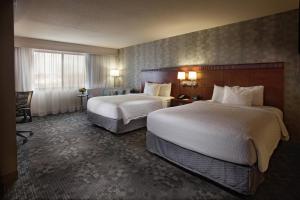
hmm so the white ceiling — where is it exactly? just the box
[14,0,299,49]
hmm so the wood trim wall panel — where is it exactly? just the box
[0,0,18,196]
[140,62,284,110]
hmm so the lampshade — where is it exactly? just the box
[188,71,197,80]
[177,72,186,80]
[110,69,120,77]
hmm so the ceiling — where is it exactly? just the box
[14,0,299,49]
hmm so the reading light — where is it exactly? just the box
[177,71,197,87]
[188,71,197,80]
[177,72,186,80]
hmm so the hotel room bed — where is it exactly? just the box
[146,101,289,194]
[87,93,173,134]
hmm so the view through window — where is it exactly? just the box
[33,50,86,90]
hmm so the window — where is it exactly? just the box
[33,50,86,89]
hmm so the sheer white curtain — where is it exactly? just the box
[14,47,33,91]
[31,51,86,116]
[15,47,119,116]
[86,54,118,88]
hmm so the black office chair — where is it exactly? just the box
[16,91,34,144]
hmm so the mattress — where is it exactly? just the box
[147,101,289,172]
[87,94,173,124]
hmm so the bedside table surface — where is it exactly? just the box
[171,98,198,106]
[174,98,193,102]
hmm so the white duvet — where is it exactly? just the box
[147,101,289,172]
[87,94,173,124]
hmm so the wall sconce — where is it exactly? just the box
[188,71,197,87]
[177,71,197,87]
[177,71,186,80]
[188,71,197,80]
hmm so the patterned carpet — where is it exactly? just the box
[4,112,300,200]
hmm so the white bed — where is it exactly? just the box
[87,93,173,133]
[148,101,288,172]
[146,100,289,194]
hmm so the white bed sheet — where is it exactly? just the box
[147,101,289,172]
[87,94,173,123]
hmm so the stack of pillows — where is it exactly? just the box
[211,85,264,106]
[143,82,172,97]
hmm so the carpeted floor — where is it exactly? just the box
[4,112,300,200]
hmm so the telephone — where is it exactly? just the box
[191,95,200,100]
[177,94,187,99]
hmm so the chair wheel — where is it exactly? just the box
[22,138,28,144]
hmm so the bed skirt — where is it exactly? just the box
[146,131,264,195]
[87,111,147,134]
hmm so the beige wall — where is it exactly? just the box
[15,36,118,55]
[0,0,18,193]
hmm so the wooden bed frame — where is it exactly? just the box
[140,62,284,110]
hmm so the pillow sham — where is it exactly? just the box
[239,86,264,106]
[211,85,224,103]
[222,86,253,106]
[212,85,264,106]
[158,83,172,97]
[144,82,160,96]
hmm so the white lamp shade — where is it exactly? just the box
[177,72,186,80]
[110,69,120,77]
[188,71,197,80]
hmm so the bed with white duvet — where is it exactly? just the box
[88,94,173,124]
[148,101,288,171]
[146,85,289,194]
[87,82,173,134]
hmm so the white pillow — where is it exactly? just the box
[211,85,224,103]
[222,86,253,106]
[240,86,264,106]
[144,82,160,96]
[212,85,264,106]
[158,83,172,97]
[143,82,153,93]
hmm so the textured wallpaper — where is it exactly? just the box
[119,10,300,140]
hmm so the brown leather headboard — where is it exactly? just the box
[140,62,284,110]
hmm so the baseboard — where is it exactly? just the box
[0,170,18,197]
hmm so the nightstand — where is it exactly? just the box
[171,98,196,106]
[77,94,88,111]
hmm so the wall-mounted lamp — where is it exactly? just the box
[177,71,197,87]
[110,69,120,88]
[177,71,186,80]
[188,71,197,80]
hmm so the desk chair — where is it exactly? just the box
[16,91,34,144]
